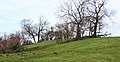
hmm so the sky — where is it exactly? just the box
[0,0,120,36]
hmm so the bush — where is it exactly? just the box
[0,33,24,54]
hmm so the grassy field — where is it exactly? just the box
[0,37,120,62]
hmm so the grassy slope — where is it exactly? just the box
[0,37,120,62]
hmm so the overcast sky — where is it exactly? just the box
[0,0,120,36]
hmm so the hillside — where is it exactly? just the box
[0,37,120,62]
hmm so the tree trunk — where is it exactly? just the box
[76,23,81,39]
[93,14,99,37]
[38,31,40,42]
[38,27,41,42]
[38,33,40,42]
[93,23,97,37]
[89,22,92,37]
[32,35,36,43]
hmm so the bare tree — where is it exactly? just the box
[55,23,64,41]
[57,0,89,39]
[87,0,111,37]
[36,16,48,42]
[84,16,94,37]
[55,21,77,42]
[21,19,37,43]
[21,17,48,43]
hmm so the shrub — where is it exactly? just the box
[0,33,24,54]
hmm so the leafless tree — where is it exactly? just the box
[87,0,111,37]
[55,21,77,42]
[21,19,37,43]
[36,16,48,42]
[21,17,48,43]
[57,0,89,39]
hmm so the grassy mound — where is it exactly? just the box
[0,37,120,62]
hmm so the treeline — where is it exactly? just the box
[20,0,113,43]
[57,0,113,39]
[0,0,113,53]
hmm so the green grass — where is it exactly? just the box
[0,37,120,62]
